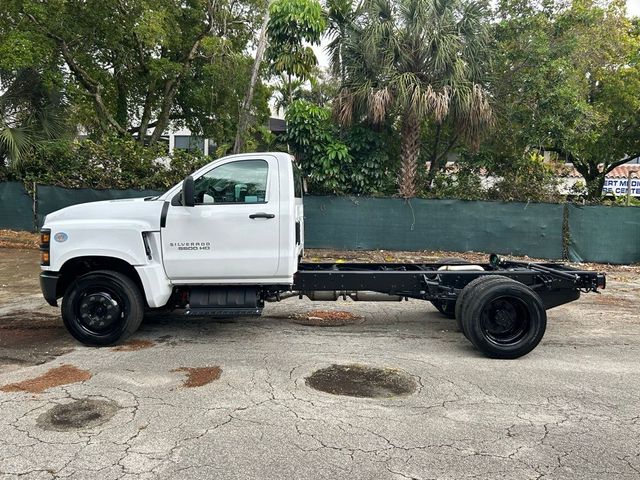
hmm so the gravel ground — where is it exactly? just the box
[0,247,639,479]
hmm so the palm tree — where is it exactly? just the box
[0,69,68,170]
[325,0,358,85]
[337,0,493,197]
[272,73,305,115]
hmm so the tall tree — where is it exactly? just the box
[0,0,266,145]
[338,0,493,198]
[492,0,640,199]
[265,0,327,106]
[325,0,357,85]
[234,11,271,154]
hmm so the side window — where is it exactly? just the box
[194,160,268,205]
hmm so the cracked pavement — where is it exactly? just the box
[0,248,639,479]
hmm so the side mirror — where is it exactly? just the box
[181,175,195,207]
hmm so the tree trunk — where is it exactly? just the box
[398,113,420,198]
[149,79,179,145]
[233,10,270,154]
[114,70,128,129]
[584,172,606,200]
[136,81,156,144]
[572,159,605,200]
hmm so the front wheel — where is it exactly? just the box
[61,270,144,346]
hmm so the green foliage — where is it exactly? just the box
[425,163,487,201]
[0,69,69,169]
[0,0,268,146]
[338,0,494,197]
[344,125,396,195]
[266,0,326,81]
[284,99,394,194]
[490,0,640,199]
[486,153,564,203]
[10,137,210,191]
[418,151,565,203]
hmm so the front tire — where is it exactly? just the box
[61,270,144,346]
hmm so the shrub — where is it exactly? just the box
[10,136,210,191]
[284,99,396,195]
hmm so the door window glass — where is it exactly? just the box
[194,160,268,204]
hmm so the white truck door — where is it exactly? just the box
[161,156,280,281]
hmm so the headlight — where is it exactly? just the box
[40,228,51,266]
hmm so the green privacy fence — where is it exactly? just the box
[304,196,565,259]
[0,182,638,264]
[0,181,34,232]
[567,204,640,264]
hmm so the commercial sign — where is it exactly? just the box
[602,178,640,197]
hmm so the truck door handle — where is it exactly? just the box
[249,212,275,219]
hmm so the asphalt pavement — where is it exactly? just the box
[0,248,639,479]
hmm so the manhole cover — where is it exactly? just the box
[306,364,417,398]
[37,399,120,431]
[291,310,363,327]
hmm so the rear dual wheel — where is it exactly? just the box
[457,277,547,359]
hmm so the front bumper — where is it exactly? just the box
[40,271,60,306]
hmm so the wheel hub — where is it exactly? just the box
[79,293,121,331]
[481,297,528,345]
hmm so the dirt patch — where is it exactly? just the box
[0,248,41,306]
[291,310,364,327]
[305,248,639,273]
[0,230,39,250]
[37,399,120,431]
[111,339,155,351]
[589,295,633,307]
[0,364,92,393]
[172,366,222,388]
[306,364,417,398]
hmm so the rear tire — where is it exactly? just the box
[461,278,546,359]
[455,275,511,337]
[61,270,144,346]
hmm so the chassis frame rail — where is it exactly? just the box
[293,256,605,310]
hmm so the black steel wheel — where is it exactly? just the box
[62,270,144,346]
[461,278,546,359]
[430,258,469,319]
[455,276,510,338]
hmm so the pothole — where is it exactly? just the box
[37,399,120,431]
[291,310,363,327]
[305,364,417,398]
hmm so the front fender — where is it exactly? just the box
[44,220,155,271]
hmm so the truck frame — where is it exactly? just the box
[39,152,606,359]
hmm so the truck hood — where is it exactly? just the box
[44,197,165,230]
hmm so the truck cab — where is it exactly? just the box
[40,152,304,345]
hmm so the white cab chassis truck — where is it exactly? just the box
[39,152,606,359]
